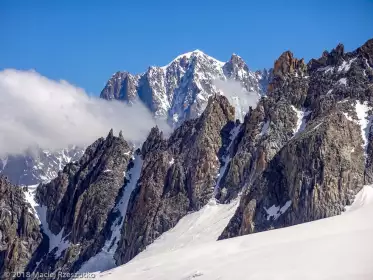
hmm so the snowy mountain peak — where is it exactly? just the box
[161,49,225,70]
[100,49,270,125]
[230,53,243,60]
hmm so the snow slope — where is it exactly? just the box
[89,186,373,280]
[135,198,239,260]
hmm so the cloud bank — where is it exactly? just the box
[0,69,169,156]
[214,79,260,121]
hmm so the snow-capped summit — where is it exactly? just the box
[161,49,225,70]
[100,50,270,126]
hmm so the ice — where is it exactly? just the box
[82,184,373,280]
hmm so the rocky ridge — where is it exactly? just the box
[114,95,235,264]
[219,38,373,238]
[28,131,133,277]
[0,177,43,280]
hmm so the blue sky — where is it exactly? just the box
[1,0,372,95]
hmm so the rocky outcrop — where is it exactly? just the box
[358,38,373,67]
[272,51,307,79]
[220,38,373,240]
[308,43,346,71]
[0,176,43,279]
[114,95,235,264]
[268,51,308,102]
[32,130,133,275]
[216,97,300,203]
[216,50,309,203]
[220,111,364,238]
[100,72,140,103]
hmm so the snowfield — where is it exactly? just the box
[85,185,373,280]
[135,198,240,260]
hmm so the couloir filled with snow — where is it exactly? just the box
[86,185,373,280]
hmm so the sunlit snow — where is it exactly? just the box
[80,185,373,280]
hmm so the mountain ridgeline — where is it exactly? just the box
[99,50,271,125]
[1,38,373,279]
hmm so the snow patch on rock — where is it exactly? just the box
[355,101,372,154]
[24,185,71,260]
[318,66,334,74]
[337,78,347,86]
[338,58,356,72]
[77,154,143,273]
[214,124,241,195]
[291,105,311,136]
[264,200,292,221]
[260,120,270,136]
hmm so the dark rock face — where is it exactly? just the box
[216,50,309,203]
[32,130,133,275]
[100,50,269,125]
[114,95,235,264]
[100,72,140,103]
[358,38,373,67]
[220,112,364,238]
[0,147,84,186]
[0,177,43,279]
[220,38,373,240]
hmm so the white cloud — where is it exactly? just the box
[214,79,260,121]
[0,69,170,156]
